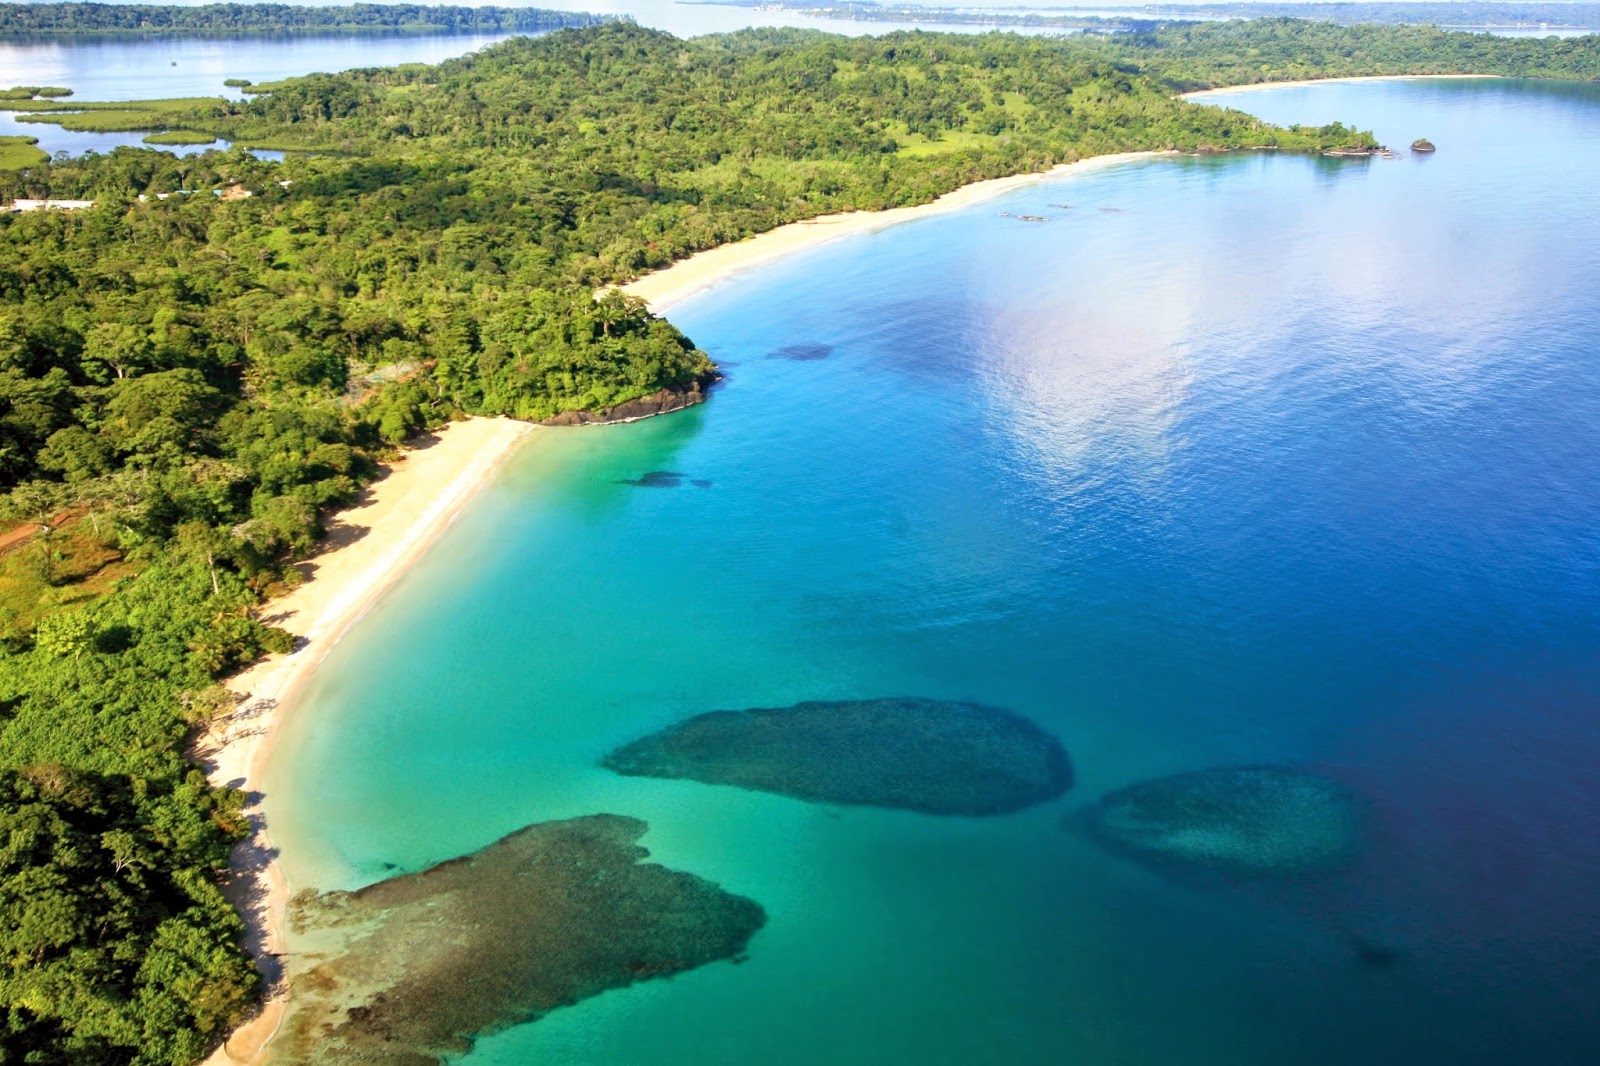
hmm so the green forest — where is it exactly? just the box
[0,16,1596,1064]
[0,3,609,35]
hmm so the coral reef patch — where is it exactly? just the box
[1085,766,1360,877]
[603,697,1072,815]
[619,470,687,487]
[274,814,765,1065]
[768,342,834,361]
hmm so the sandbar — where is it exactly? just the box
[196,415,534,1066]
[622,151,1173,313]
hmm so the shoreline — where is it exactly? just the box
[1181,73,1500,100]
[196,416,535,1066]
[622,150,1174,313]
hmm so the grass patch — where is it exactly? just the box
[0,134,48,170]
[894,128,996,157]
[0,96,221,113]
[0,85,72,100]
[16,110,166,133]
[0,517,138,639]
[142,129,219,146]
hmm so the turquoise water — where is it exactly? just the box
[268,78,1600,1065]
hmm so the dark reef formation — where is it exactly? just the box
[1085,766,1361,877]
[620,470,687,487]
[603,697,1073,815]
[539,372,717,426]
[615,471,714,488]
[768,342,834,361]
[274,815,765,1065]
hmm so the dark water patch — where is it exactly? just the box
[276,815,765,1065]
[1349,933,1403,971]
[690,479,714,488]
[768,341,834,362]
[1097,206,1125,213]
[603,697,1072,815]
[619,470,685,487]
[1085,766,1361,877]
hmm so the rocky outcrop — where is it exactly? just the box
[1323,145,1392,157]
[538,371,719,426]
[1411,138,1437,153]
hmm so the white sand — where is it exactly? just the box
[197,416,534,1066]
[622,151,1174,313]
[1181,73,1499,101]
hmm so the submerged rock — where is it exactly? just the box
[768,341,834,361]
[604,697,1072,815]
[1086,766,1360,876]
[1411,138,1437,153]
[619,470,686,487]
[274,815,765,1065]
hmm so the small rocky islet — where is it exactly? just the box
[603,696,1073,815]
[274,814,765,1065]
[1084,766,1361,877]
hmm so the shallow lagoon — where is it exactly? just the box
[269,78,1600,1064]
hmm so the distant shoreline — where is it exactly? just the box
[1180,73,1501,100]
[196,416,534,1066]
[622,151,1175,313]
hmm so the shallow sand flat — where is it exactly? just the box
[197,416,535,1066]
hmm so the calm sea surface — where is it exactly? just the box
[265,78,1600,1064]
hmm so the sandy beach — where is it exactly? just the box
[197,416,534,1066]
[1181,73,1499,100]
[622,151,1173,313]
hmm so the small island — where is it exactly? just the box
[1412,137,1438,152]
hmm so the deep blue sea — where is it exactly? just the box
[268,78,1600,1064]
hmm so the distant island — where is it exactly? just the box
[695,1,1600,33]
[0,2,613,36]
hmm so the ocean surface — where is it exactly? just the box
[267,78,1600,1064]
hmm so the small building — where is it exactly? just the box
[5,198,94,213]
